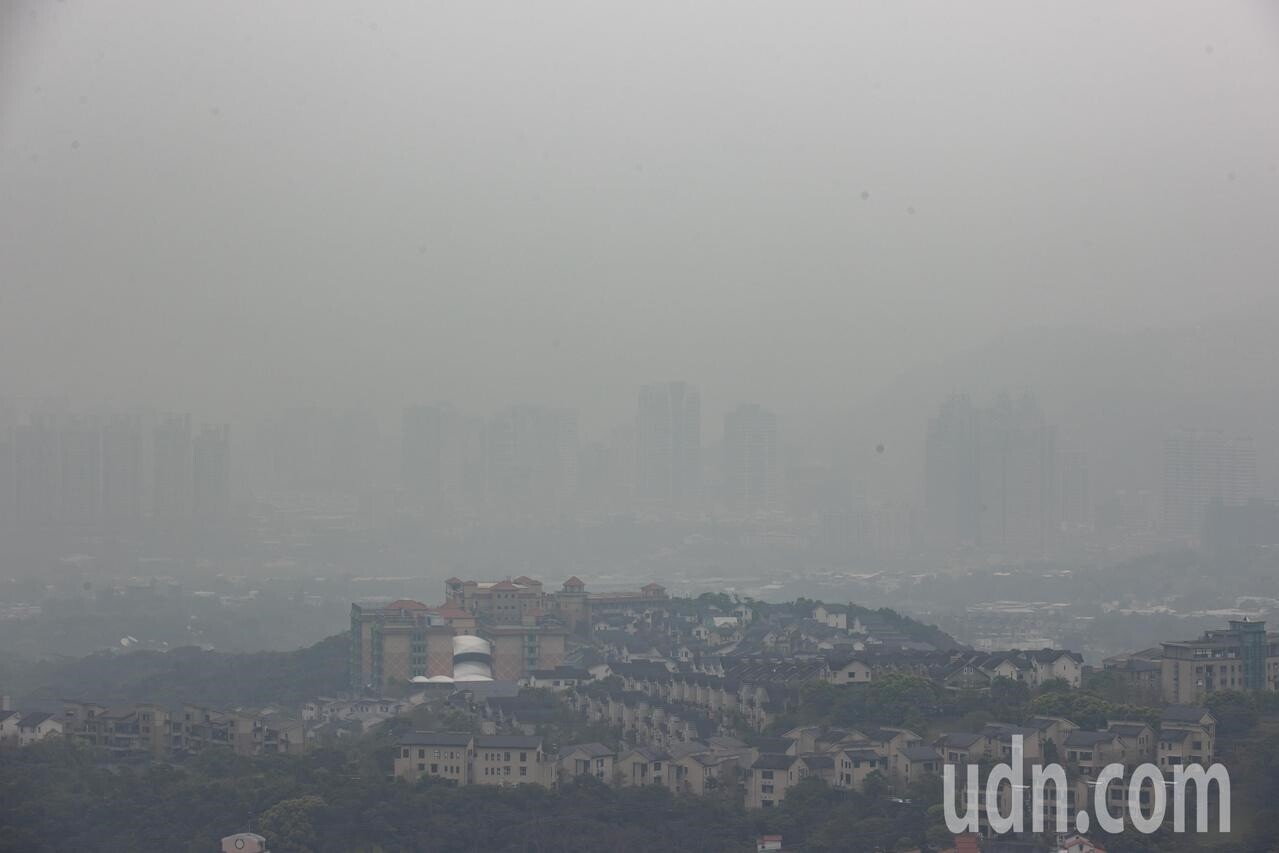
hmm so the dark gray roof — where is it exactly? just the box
[559,742,614,759]
[1026,716,1075,731]
[399,731,473,746]
[900,745,943,762]
[510,708,558,722]
[800,753,834,769]
[1065,731,1119,748]
[752,753,799,770]
[1107,723,1151,738]
[752,736,795,754]
[841,748,883,761]
[621,745,671,762]
[982,723,1037,742]
[475,734,543,749]
[1159,728,1195,743]
[690,752,732,767]
[1163,705,1213,724]
[18,712,54,728]
[938,732,985,749]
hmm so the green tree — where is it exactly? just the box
[258,795,326,853]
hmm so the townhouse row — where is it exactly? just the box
[61,700,306,757]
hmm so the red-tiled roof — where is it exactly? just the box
[445,577,462,585]
[563,576,584,587]
[491,580,519,590]
[385,599,429,611]
[513,575,537,585]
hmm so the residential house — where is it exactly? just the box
[17,712,63,746]
[897,745,944,787]
[936,732,990,766]
[1025,715,1079,759]
[748,754,799,809]
[982,723,1043,762]
[394,732,473,785]
[834,748,888,791]
[617,745,671,787]
[1158,705,1215,769]
[558,742,616,784]
[827,657,873,685]
[673,751,737,795]
[1063,730,1127,779]
[0,709,20,743]
[796,753,836,785]
[473,734,553,786]
[812,604,849,630]
[1106,721,1156,763]
[527,666,592,691]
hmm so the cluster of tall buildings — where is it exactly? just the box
[5,387,1263,558]
[398,382,783,521]
[0,408,231,529]
[924,393,1265,556]
[924,393,1060,556]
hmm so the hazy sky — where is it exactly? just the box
[3,1,1279,434]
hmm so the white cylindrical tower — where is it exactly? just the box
[452,635,494,681]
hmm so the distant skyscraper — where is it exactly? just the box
[924,392,1055,555]
[153,414,192,520]
[58,416,102,525]
[193,424,231,519]
[483,405,578,520]
[0,428,13,529]
[0,401,13,529]
[403,404,451,497]
[635,381,701,510]
[924,394,980,547]
[976,393,1055,555]
[1162,429,1256,543]
[722,403,779,513]
[101,414,143,522]
[1056,447,1090,530]
[14,416,60,526]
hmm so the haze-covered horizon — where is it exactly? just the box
[4,0,1279,436]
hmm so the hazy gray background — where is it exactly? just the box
[3,1,1279,498]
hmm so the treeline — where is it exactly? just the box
[0,735,942,853]
[771,674,1163,735]
[686,592,963,650]
[3,633,350,709]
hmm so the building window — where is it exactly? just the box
[520,766,528,777]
